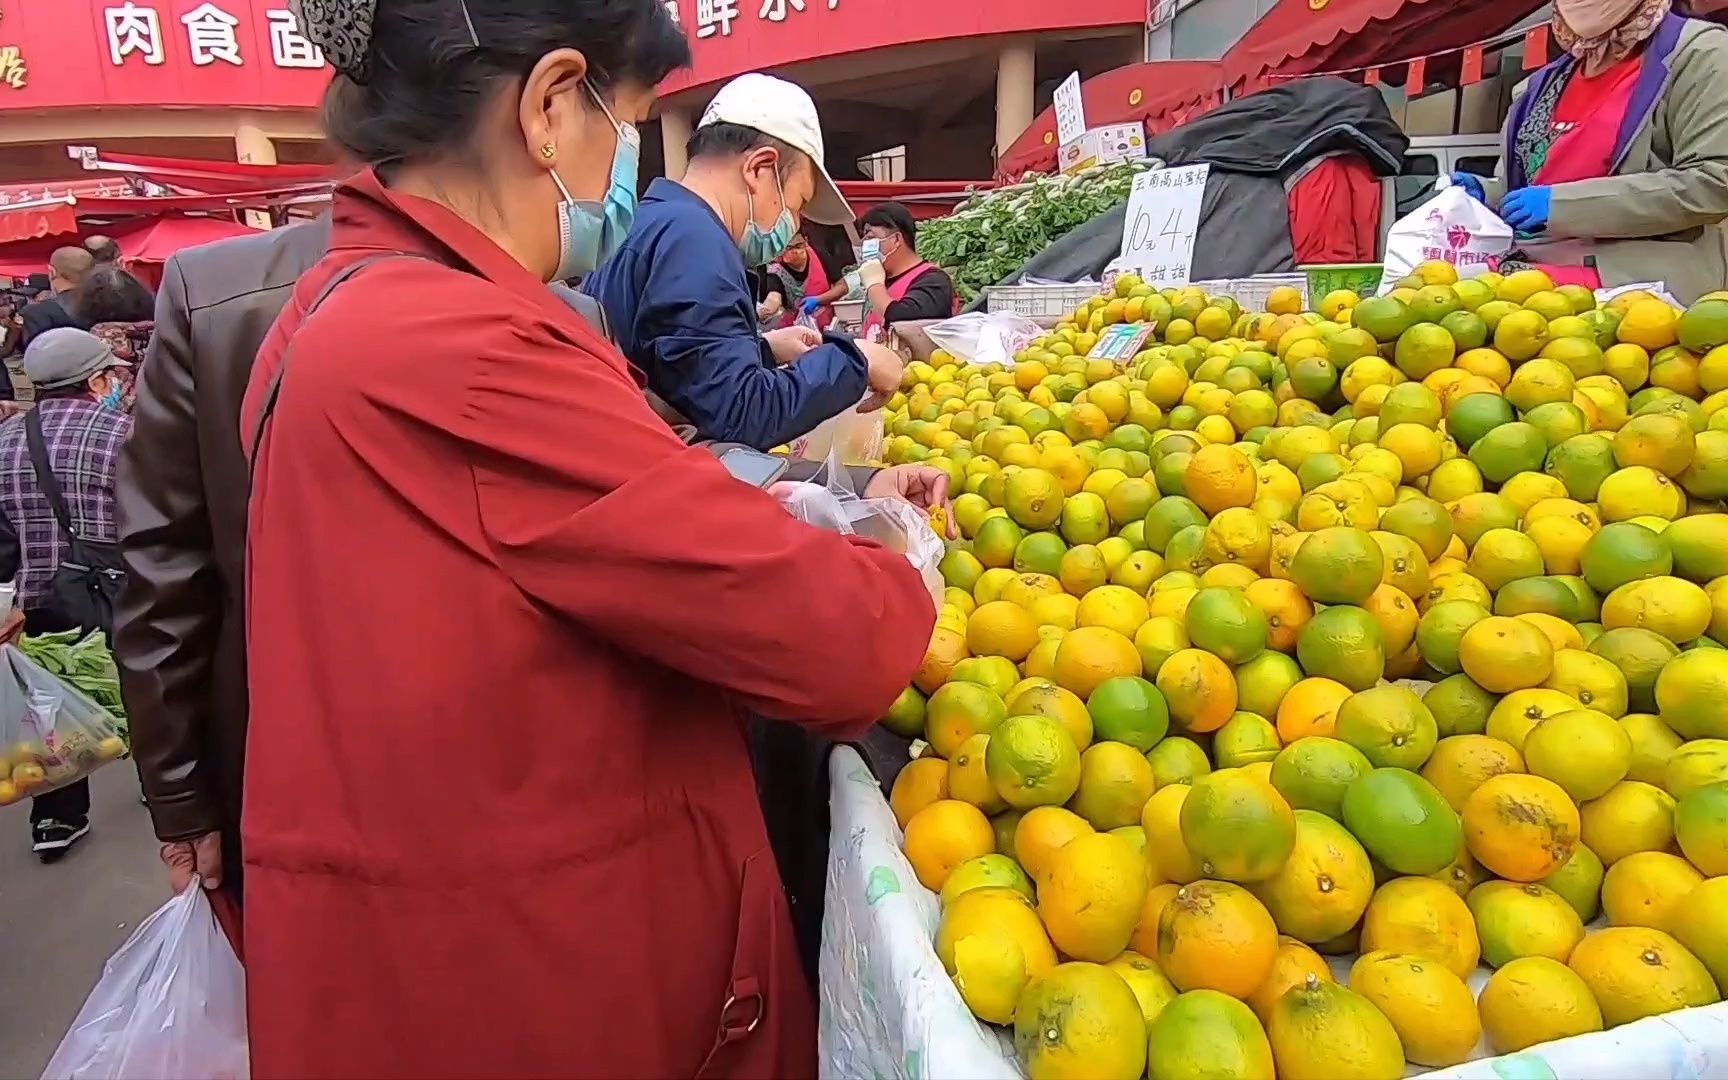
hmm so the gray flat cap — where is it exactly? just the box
[23,328,130,390]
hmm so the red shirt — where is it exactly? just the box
[1540,53,1644,185]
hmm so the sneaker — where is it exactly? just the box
[32,818,90,860]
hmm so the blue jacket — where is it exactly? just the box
[584,179,869,450]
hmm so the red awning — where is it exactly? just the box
[76,151,335,194]
[0,201,81,246]
[0,212,258,278]
[837,180,996,221]
[1221,0,1544,89]
[994,61,1227,180]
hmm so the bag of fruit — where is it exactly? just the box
[0,644,127,809]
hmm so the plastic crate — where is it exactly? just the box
[1303,262,1384,299]
[983,283,1101,318]
[1191,274,1310,312]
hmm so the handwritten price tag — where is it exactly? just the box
[1117,164,1209,287]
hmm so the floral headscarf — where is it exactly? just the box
[1553,0,1673,74]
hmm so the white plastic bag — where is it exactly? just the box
[1377,185,1513,295]
[43,883,248,1080]
[772,452,945,607]
[922,311,1043,367]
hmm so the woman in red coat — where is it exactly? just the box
[238,2,936,1076]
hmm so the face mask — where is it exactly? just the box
[741,170,797,266]
[98,374,125,411]
[550,84,641,282]
[859,238,883,263]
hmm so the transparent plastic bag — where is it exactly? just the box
[0,645,127,808]
[786,397,885,466]
[42,883,248,1080]
[772,450,945,607]
[922,311,1043,367]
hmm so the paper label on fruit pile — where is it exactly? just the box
[1379,187,1513,296]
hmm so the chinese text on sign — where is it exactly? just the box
[1117,164,1210,288]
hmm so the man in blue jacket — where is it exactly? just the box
[585,73,902,450]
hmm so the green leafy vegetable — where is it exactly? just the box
[920,161,1153,304]
[19,629,126,726]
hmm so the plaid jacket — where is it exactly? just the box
[0,399,132,608]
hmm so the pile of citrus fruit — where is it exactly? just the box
[879,263,1728,1080]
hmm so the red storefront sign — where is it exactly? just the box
[0,0,1145,111]
[0,0,330,110]
[660,0,1144,93]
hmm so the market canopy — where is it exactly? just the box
[1220,0,1547,90]
[838,180,997,222]
[0,214,256,278]
[996,61,1226,181]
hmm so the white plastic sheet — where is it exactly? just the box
[43,883,247,1080]
[818,744,1728,1080]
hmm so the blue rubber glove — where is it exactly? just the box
[1501,186,1552,233]
[800,297,822,315]
[1450,172,1485,201]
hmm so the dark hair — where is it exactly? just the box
[687,122,800,177]
[84,235,123,263]
[858,202,917,250]
[324,0,690,167]
[71,267,155,324]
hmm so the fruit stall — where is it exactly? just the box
[821,256,1728,1079]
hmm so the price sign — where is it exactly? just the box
[1086,323,1154,363]
[1117,164,1210,287]
[1054,71,1086,147]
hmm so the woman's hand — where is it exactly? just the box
[1502,187,1552,233]
[1450,172,1486,201]
[865,466,957,537]
[763,324,821,365]
[756,294,783,321]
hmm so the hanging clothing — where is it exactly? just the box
[236,168,935,1079]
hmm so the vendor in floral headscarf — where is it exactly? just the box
[1452,0,1728,302]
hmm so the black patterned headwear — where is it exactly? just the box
[291,0,481,83]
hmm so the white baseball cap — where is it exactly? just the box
[699,73,852,226]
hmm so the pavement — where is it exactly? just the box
[0,763,163,1078]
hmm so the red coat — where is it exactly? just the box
[238,170,935,1079]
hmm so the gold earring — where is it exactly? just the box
[540,143,557,160]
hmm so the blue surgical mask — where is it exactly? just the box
[550,84,640,282]
[98,373,125,411]
[859,238,883,263]
[740,171,797,266]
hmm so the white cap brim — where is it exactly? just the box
[804,164,852,227]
